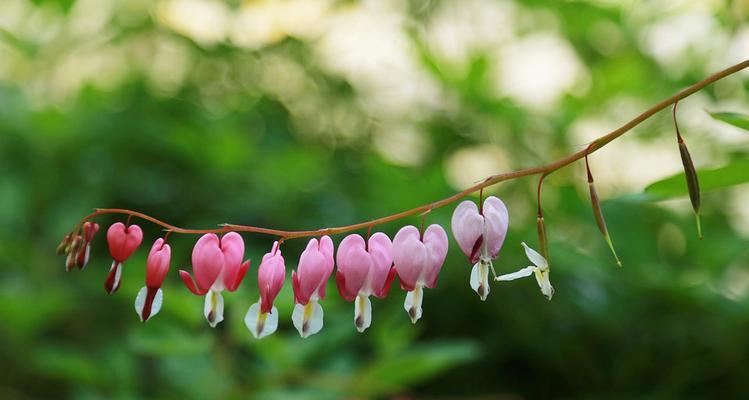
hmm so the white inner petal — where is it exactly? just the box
[245,302,279,339]
[134,286,147,321]
[470,261,490,301]
[404,285,423,324]
[292,300,324,338]
[534,269,555,301]
[496,266,536,281]
[354,295,372,333]
[204,290,224,328]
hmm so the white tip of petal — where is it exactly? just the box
[135,286,163,322]
[534,269,555,301]
[105,261,123,294]
[81,245,91,270]
[292,301,324,338]
[404,286,423,324]
[204,290,224,328]
[245,302,279,339]
[470,261,491,301]
[496,266,536,282]
[354,295,372,333]
[521,242,548,269]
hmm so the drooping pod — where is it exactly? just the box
[673,102,702,239]
[585,152,622,267]
[536,174,550,262]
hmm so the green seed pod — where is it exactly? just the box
[588,180,622,267]
[586,156,622,267]
[537,214,550,263]
[678,136,702,239]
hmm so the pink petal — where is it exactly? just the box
[335,270,356,302]
[336,234,371,299]
[367,232,393,295]
[373,267,396,298]
[219,232,245,289]
[258,244,285,312]
[106,223,143,263]
[482,196,509,259]
[298,249,327,303]
[422,224,449,289]
[319,235,335,277]
[179,270,207,295]
[392,226,428,291]
[292,270,302,304]
[191,234,223,293]
[450,200,484,262]
[145,238,171,289]
[226,259,250,292]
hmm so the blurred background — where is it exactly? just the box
[1,0,749,398]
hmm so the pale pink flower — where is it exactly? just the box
[335,233,395,332]
[291,236,334,338]
[245,241,286,339]
[451,196,509,300]
[179,232,251,327]
[393,225,448,323]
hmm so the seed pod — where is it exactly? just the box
[536,214,550,263]
[678,136,702,239]
[673,102,702,240]
[586,155,622,267]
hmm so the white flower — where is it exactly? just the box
[495,242,554,300]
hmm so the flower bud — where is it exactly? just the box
[57,234,72,255]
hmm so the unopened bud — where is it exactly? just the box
[57,234,71,255]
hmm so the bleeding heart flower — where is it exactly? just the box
[451,196,509,300]
[105,222,143,294]
[179,232,251,327]
[496,242,554,300]
[245,241,286,339]
[291,236,334,338]
[393,224,448,324]
[135,238,171,322]
[335,232,395,333]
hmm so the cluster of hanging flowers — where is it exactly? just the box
[57,195,562,338]
[55,91,711,339]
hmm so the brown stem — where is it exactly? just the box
[74,59,749,241]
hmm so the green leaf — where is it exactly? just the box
[708,111,749,131]
[355,341,479,397]
[644,159,749,200]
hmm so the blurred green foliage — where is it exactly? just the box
[1,0,749,399]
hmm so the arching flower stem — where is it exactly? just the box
[66,60,749,242]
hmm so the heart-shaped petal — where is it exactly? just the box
[482,196,509,259]
[106,222,143,263]
[451,200,484,262]
[393,226,428,291]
